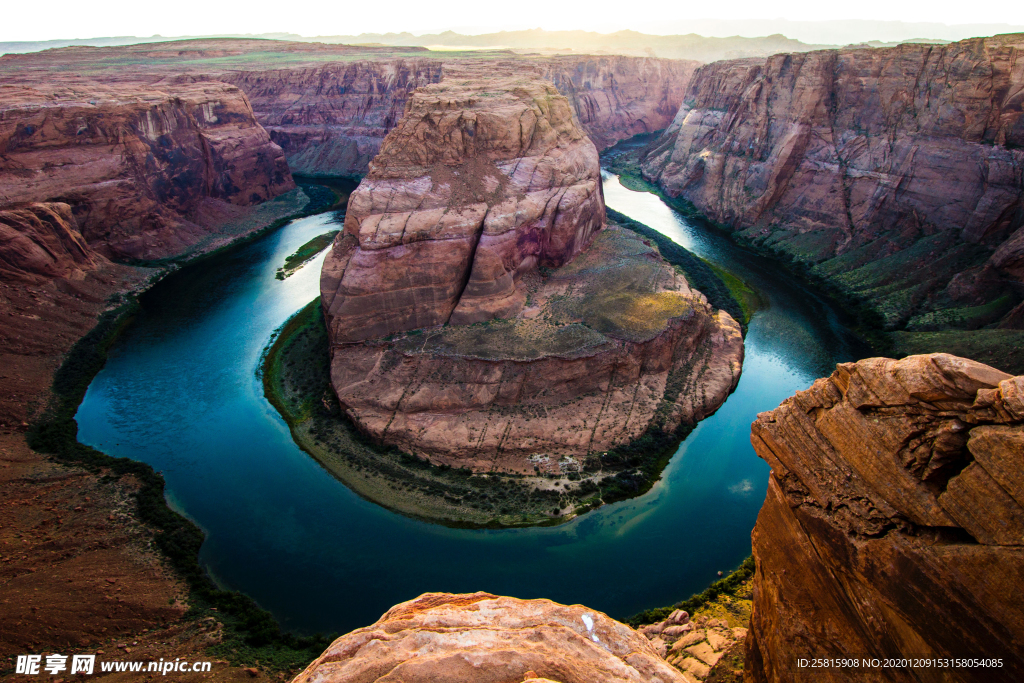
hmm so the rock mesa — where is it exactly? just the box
[321,73,742,472]
[748,354,1024,682]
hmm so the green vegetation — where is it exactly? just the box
[606,208,746,327]
[893,329,1024,376]
[276,230,339,279]
[627,556,756,627]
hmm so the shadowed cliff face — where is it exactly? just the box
[748,354,1024,682]
[642,36,1024,332]
[0,80,294,261]
[0,203,103,282]
[320,73,742,471]
[220,56,697,176]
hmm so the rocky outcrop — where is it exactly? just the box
[218,54,696,176]
[747,354,1024,682]
[292,592,687,683]
[321,73,742,471]
[638,611,748,681]
[0,202,103,282]
[0,80,294,260]
[642,36,1024,331]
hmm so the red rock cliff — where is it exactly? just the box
[220,55,697,176]
[0,203,103,282]
[747,354,1024,682]
[0,80,294,260]
[641,36,1024,331]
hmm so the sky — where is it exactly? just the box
[3,0,1024,43]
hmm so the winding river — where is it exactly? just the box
[75,173,868,635]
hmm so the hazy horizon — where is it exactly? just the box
[3,0,1023,45]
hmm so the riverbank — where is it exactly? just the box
[263,299,609,527]
[603,141,1024,375]
[263,207,746,528]
[6,182,358,677]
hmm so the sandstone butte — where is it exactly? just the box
[292,592,687,683]
[319,71,743,472]
[0,79,295,261]
[748,353,1024,682]
[640,35,1024,331]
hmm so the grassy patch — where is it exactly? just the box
[606,208,746,328]
[276,230,340,279]
[626,556,755,627]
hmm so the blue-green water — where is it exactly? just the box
[75,174,867,635]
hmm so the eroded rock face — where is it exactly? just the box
[292,592,686,683]
[321,74,742,471]
[322,73,605,340]
[0,203,103,282]
[641,36,1024,329]
[0,80,294,260]
[747,354,1024,682]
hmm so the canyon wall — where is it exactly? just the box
[321,72,741,471]
[748,354,1024,682]
[220,55,697,176]
[641,36,1024,332]
[0,80,294,260]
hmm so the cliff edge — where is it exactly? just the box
[748,353,1024,682]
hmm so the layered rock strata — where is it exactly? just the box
[321,74,742,471]
[641,36,1024,331]
[0,80,294,260]
[222,55,697,176]
[0,202,103,282]
[747,354,1024,682]
[293,592,687,683]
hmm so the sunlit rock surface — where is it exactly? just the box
[292,592,687,683]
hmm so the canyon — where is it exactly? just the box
[640,34,1024,370]
[3,30,1024,683]
[319,70,741,472]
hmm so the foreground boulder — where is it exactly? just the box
[748,354,1024,682]
[292,592,686,683]
[321,72,742,471]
